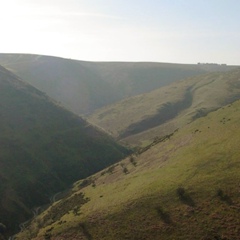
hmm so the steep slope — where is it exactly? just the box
[0,65,129,236]
[89,68,240,146]
[17,99,240,240]
[0,54,235,115]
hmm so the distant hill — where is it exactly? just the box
[0,54,235,115]
[89,68,240,146]
[0,65,129,236]
[17,98,240,240]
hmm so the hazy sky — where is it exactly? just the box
[1,0,240,64]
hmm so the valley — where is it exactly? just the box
[16,97,240,240]
[0,54,239,240]
[0,64,129,237]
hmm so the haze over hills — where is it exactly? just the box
[0,64,129,236]
[0,53,239,240]
[0,54,236,116]
[17,98,240,240]
[89,68,240,146]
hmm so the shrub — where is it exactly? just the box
[216,189,232,205]
[129,156,137,166]
[155,207,172,224]
[176,187,185,197]
[73,206,81,216]
[107,165,115,174]
[176,187,195,207]
[79,179,91,188]
[44,232,52,240]
[123,167,129,174]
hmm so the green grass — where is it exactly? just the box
[89,68,240,146]
[18,100,240,240]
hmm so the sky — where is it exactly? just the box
[0,0,240,64]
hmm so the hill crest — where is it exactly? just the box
[0,53,236,115]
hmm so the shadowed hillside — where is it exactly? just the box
[89,68,240,146]
[16,98,240,240]
[0,54,235,115]
[0,65,129,237]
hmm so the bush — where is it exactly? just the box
[176,187,195,207]
[155,207,172,224]
[176,187,185,197]
[129,156,137,166]
[79,179,91,188]
[107,165,115,174]
[73,206,81,216]
[44,232,52,240]
[216,189,232,205]
[123,167,129,174]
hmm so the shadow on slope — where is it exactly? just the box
[0,65,129,236]
[90,68,240,146]
[119,86,193,139]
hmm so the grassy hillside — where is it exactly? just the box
[0,65,129,237]
[89,68,240,146]
[0,54,235,115]
[17,98,240,240]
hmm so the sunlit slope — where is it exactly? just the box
[19,99,240,240]
[0,54,234,115]
[89,68,240,146]
[0,65,128,236]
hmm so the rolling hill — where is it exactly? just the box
[0,54,235,115]
[0,54,239,239]
[89,68,240,146]
[16,98,240,240]
[0,65,129,237]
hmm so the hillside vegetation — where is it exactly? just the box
[0,65,129,236]
[89,68,240,146]
[0,54,235,115]
[17,98,240,240]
